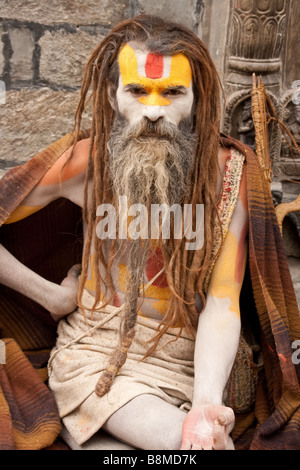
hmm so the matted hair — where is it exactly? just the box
[72,14,223,396]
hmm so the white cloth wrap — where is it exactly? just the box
[48,289,195,445]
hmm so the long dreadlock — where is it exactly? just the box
[71,15,223,396]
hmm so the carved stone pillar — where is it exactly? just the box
[221,0,300,261]
[226,0,288,94]
[222,0,289,164]
[279,91,300,179]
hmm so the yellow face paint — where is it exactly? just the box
[118,44,192,107]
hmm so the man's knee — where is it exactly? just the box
[159,426,183,451]
[103,394,186,450]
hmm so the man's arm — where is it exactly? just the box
[0,138,90,318]
[0,244,81,319]
[4,138,90,224]
[181,165,248,450]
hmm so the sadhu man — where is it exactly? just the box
[0,15,299,450]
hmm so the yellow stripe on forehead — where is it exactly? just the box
[118,44,192,106]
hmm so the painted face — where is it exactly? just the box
[115,43,194,126]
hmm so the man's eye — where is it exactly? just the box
[164,88,183,96]
[130,87,146,95]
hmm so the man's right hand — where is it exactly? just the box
[0,244,82,322]
[49,264,82,321]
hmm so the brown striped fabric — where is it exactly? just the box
[221,134,300,450]
[0,338,61,450]
[0,132,87,450]
[0,131,299,449]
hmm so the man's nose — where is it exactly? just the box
[142,105,166,122]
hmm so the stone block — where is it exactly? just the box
[0,0,130,27]
[9,28,35,82]
[137,0,199,31]
[0,25,4,77]
[198,0,231,78]
[0,87,92,167]
[284,0,300,87]
[39,30,104,88]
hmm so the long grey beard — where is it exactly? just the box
[107,114,196,343]
[108,114,196,206]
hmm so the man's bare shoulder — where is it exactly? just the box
[17,137,90,212]
[39,137,90,187]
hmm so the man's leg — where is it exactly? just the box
[102,394,187,450]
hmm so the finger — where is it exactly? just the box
[180,440,191,450]
[217,408,235,427]
[201,444,214,450]
[191,444,204,450]
[217,410,235,436]
[212,423,227,450]
[49,312,60,322]
[225,436,235,450]
[62,265,82,286]
[68,264,82,277]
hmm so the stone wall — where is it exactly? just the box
[0,0,204,168]
[0,0,130,167]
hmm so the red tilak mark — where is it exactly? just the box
[145,53,164,79]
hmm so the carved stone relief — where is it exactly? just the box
[226,0,288,95]
[230,0,287,59]
[223,0,289,173]
[222,0,299,253]
[280,91,300,162]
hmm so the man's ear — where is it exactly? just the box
[107,81,117,111]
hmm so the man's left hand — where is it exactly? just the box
[180,404,235,450]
